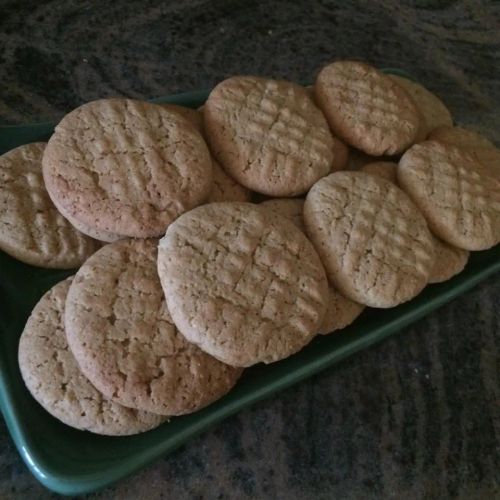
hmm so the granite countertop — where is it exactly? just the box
[1,1,499,498]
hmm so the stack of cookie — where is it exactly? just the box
[2,60,498,436]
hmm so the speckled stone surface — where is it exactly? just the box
[1,1,499,499]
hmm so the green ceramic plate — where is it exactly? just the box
[1,76,499,496]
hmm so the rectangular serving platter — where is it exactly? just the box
[1,76,499,496]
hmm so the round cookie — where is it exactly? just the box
[358,158,469,284]
[159,103,204,134]
[18,278,165,435]
[204,76,334,196]
[429,126,500,180]
[160,105,251,203]
[65,238,241,416]
[50,193,121,243]
[360,161,398,183]
[259,198,365,333]
[259,198,306,231]
[389,75,453,140]
[315,61,420,156]
[158,202,328,367]
[207,160,252,203]
[304,172,435,308]
[429,238,469,284]
[317,287,365,335]
[398,141,500,251]
[0,143,98,268]
[43,98,213,238]
[331,136,350,172]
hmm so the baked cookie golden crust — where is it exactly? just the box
[65,238,242,416]
[315,61,420,156]
[204,76,334,196]
[429,125,500,180]
[42,98,213,238]
[0,143,99,268]
[398,141,500,251]
[389,75,453,140]
[304,172,435,308]
[359,159,469,284]
[158,202,328,367]
[18,278,166,435]
[360,161,398,183]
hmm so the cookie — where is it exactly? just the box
[389,75,453,140]
[159,103,204,134]
[162,105,251,203]
[157,202,328,367]
[304,172,435,308]
[429,126,500,180]
[65,238,241,416]
[207,160,252,203]
[18,278,165,435]
[360,161,398,183]
[315,61,420,155]
[331,136,350,172]
[317,286,365,335]
[43,98,213,238]
[204,76,334,196]
[429,238,469,284]
[398,141,500,250]
[259,198,365,333]
[358,159,469,283]
[0,143,98,268]
[259,198,306,231]
[50,193,121,243]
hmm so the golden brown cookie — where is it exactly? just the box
[18,278,166,435]
[315,61,420,155]
[317,286,364,335]
[429,238,469,284]
[304,172,435,308]
[429,126,500,180]
[43,98,213,238]
[159,103,204,134]
[207,160,252,203]
[204,76,334,196]
[360,161,398,183]
[0,143,98,268]
[398,141,500,250]
[389,75,453,140]
[259,197,365,333]
[259,198,306,231]
[158,202,328,367]
[358,158,469,284]
[331,136,350,172]
[65,238,242,416]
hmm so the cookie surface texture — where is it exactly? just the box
[0,143,98,268]
[18,278,166,435]
[360,161,398,183]
[42,98,213,238]
[389,75,453,140]
[158,202,328,367]
[304,172,435,308]
[207,160,251,202]
[204,76,334,196]
[317,286,364,335]
[429,126,500,180]
[65,238,241,416]
[259,198,306,231]
[428,237,469,284]
[315,61,420,155]
[398,141,500,250]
